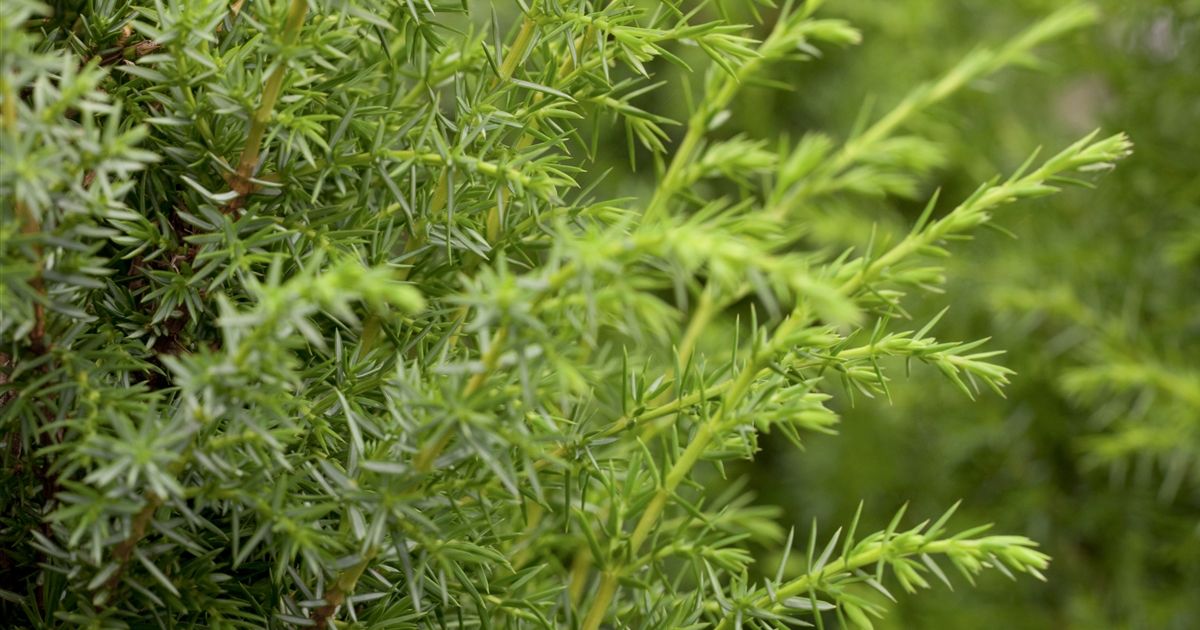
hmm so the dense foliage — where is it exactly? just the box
[0,1,1136,629]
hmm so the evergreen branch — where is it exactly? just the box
[767,3,1100,216]
[710,520,1050,629]
[837,132,1132,298]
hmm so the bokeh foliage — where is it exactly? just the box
[716,1,1199,629]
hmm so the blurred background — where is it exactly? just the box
[744,1,1199,628]
[580,0,1199,627]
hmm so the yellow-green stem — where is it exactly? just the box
[232,0,308,183]
[639,76,740,225]
[577,359,762,630]
[568,548,593,605]
[498,16,539,83]
[639,12,796,226]
[676,285,717,370]
[628,361,759,550]
[580,571,620,630]
[358,315,382,358]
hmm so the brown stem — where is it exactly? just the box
[98,39,162,67]
[310,548,377,628]
[28,278,46,356]
[95,450,190,602]
[3,84,56,607]
[216,0,247,34]
[1,77,17,131]
[3,78,45,354]
[17,210,45,354]
[101,494,165,596]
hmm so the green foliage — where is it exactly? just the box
[0,0,1132,629]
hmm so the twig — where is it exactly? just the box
[220,0,309,213]
[310,549,377,629]
[100,494,165,596]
